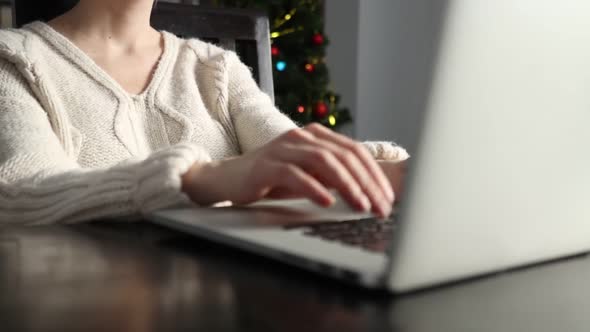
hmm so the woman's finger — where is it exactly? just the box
[313,140,391,217]
[268,161,335,207]
[273,144,371,213]
[304,124,394,207]
[289,125,392,216]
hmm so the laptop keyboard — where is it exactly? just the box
[285,217,398,253]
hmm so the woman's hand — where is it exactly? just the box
[181,124,395,217]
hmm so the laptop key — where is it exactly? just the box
[286,217,398,253]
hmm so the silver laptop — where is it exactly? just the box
[148,0,590,293]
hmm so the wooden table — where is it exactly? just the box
[2,222,590,332]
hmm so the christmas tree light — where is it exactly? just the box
[213,0,352,128]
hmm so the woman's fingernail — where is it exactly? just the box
[325,195,336,207]
[387,188,395,203]
[359,195,371,212]
[381,199,392,217]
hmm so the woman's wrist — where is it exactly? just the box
[181,161,215,205]
[377,160,407,200]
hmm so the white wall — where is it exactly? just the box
[324,0,359,137]
[326,0,447,152]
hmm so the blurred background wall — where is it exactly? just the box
[326,0,446,152]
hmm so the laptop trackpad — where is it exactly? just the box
[155,197,377,229]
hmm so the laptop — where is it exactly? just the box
[148,0,590,293]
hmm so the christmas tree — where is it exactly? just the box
[213,0,352,128]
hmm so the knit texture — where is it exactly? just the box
[0,22,408,225]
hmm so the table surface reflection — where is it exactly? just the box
[2,222,590,332]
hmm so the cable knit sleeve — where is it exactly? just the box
[225,51,298,152]
[361,141,410,162]
[225,52,409,162]
[0,61,210,226]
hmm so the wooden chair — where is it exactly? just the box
[12,0,78,27]
[0,0,13,28]
[11,0,275,99]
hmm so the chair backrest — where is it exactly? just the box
[10,0,274,100]
[0,0,13,28]
[12,0,77,27]
[151,3,274,100]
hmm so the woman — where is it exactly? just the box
[0,0,408,225]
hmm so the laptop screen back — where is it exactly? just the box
[388,0,590,292]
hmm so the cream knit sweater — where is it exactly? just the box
[0,22,408,225]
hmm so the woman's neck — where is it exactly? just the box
[48,0,159,51]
